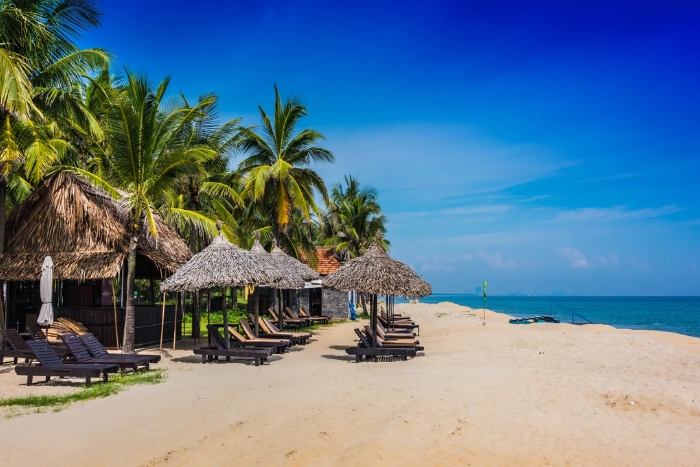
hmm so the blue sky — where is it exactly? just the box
[81,1,700,295]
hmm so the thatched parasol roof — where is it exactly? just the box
[249,233,304,289]
[0,172,192,281]
[159,231,278,292]
[322,237,432,298]
[270,241,320,282]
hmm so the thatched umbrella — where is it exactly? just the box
[248,233,303,336]
[270,241,319,328]
[323,234,431,348]
[160,226,279,349]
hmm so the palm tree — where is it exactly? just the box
[323,175,388,259]
[237,85,334,248]
[164,93,247,252]
[0,0,109,253]
[75,70,216,353]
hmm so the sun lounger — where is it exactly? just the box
[239,318,304,345]
[379,314,419,335]
[61,334,150,370]
[345,329,416,362]
[206,324,289,353]
[283,307,316,326]
[296,307,329,324]
[374,325,419,343]
[268,308,305,329]
[262,318,311,342]
[80,333,161,363]
[1,329,35,365]
[377,322,416,338]
[194,327,274,366]
[364,326,424,351]
[14,340,119,386]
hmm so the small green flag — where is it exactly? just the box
[483,281,488,300]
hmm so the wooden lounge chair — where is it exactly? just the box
[373,325,419,344]
[283,307,316,326]
[377,322,416,338]
[379,314,420,335]
[193,327,273,366]
[14,340,119,386]
[296,307,329,324]
[239,318,304,345]
[25,324,70,357]
[364,326,424,351]
[206,324,290,354]
[1,329,35,365]
[80,333,161,363]
[345,329,416,362]
[262,318,311,342]
[61,334,150,371]
[268,308,305,329]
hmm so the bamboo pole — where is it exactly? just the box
[222,287,230,349]
[111,279,120,351]
[172,292,179,351]
[159,292,166,350]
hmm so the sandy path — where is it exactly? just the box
[1,302,699,466]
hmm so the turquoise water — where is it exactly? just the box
[396,295,700,338]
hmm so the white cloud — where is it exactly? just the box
[592,253,619,267]
[555,247,590,268]
[552,205,683,223]
[627,257,651,270]
[690,264,698,271]
[477,251,517,269]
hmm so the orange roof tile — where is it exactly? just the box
[301,248,342,275]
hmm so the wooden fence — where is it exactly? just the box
[55,305,180,349]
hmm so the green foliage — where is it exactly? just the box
[0,369,165,408]
[323,175,388,259]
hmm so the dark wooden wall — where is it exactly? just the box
[55,305,180,349]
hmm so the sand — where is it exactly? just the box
[1,302,699,466]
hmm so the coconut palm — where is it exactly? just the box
[74,70,216,353]
[323,175,388,259]
[0,0,110,253]
[237,85,334,245]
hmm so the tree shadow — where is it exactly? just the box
[329,345,351,351]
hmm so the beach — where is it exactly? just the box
[1,301,700,466]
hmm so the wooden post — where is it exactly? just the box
[111,279,120,351]
[172,292,179,351]
[159,292,166,350]
[222,287,230,349]
[254,287,260,337]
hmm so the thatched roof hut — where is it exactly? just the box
[270,242,320,282]
[249,235,304,289]
[159,232,278,292]
[0,172,191,281]
[323,240,432,298]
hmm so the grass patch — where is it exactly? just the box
[0,369,166,409]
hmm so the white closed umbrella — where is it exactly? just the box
[37,256,54,337]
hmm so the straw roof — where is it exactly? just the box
[0,172,192,281]
[249,233,304,289]
[322,238,432,298]
[159,231,278,292]
[270,242,320,282]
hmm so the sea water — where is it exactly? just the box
[396,295,700,339]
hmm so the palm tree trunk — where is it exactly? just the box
[0,177,6,255]
[359,292,369,318]
[122,234,138,353]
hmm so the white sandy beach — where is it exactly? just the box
[1,302,699,466]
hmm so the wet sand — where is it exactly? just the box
[1,301,699,466]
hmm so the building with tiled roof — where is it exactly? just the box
[300,248,342,276]
[298,248,348,319]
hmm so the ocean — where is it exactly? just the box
[396,295,700,339]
